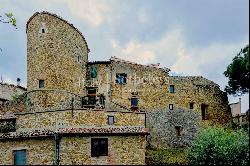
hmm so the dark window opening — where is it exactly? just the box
[175,126,182,137]
[108,116,114,125]
[90,67,98,78]
[38,80,45,88]
[77,55,80,63]
[116,73,127,84]
[169,104,173,110]
[91,138,108,157]
[14,149,26,165]
[0,119,16,133]
[201,104,208,120]
[41,28,45,33]
[99,95,105,106]
[170,85,175,93]
[131,97,138,107]
[87,88,97,105]
[190,102,194,109]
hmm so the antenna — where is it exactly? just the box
[0,74,3,83]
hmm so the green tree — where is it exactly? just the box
[224,45,249,95]
[187,127,249,165]
[0,12,16,27]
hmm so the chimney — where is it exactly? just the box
[17,78,21,86]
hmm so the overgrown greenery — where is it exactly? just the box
[187,127,249,165]
[146,147,188,165]
[224,45,249,95]
[11,92,21,102]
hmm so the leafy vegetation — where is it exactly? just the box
[146,147,188,165]
[187,127,249,165]
[11,92,21,102]
[224,45,249,95]
[0,12,17,27]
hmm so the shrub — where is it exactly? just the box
[187,127,249,165]
[146,148,188,165]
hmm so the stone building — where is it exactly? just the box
[0,81,26,104]
[0,12,148,165]
[0,11,231,165]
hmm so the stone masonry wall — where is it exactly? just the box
[27,12,88,95]
[87,61,230,126]
[15,109,145,131]
[0,136,145,165]
[167,76,231,125]
[147,108,200,148]
[0,83,26,102]
[59,136,145,165]
[0,138,55,165]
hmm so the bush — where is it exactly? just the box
[146,148,188,165]
[187,127,249,165]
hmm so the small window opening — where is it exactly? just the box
[77,55,80,63]
[91,138,108,157]
[87,88,97,105]
[201,104,208,120]
[190,102,194,109]
[170,85,175,93]
[41,28,45,33]
[38,80,45,88]
[116,73,127,84]
[14,149,27,165]
[169,104,173,110]
[108,116,114,125]
[175,126,182,137]
[131,97,138,107]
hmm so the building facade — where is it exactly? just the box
[0,11,231,165]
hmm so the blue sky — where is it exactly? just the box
[0,0,249,112]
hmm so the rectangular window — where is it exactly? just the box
[131,97,138,107]
[108,116,114,125]
[170,85,175,93]
[116,73,127,84]
[169,104,173,110]
[175,126,182,137]
[77,55,80,63]
[87,88,97,105]
[14,149,26,165]
[190,102,194,109]
[201,104,208,120]
[0,119,16,133]
[91,138,108,157]
[38,80,44,88]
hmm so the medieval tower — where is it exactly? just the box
[26,12,89,95]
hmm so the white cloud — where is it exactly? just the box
[110,28,186,65]
[64,0,111,27]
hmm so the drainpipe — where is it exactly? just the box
[55,134,60,165]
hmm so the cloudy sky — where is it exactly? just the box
[0,0,249,112]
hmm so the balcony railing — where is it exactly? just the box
[24,89,105,113]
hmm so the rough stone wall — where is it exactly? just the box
[0,138,55,165]
[0,83,26,102]
[87,61,230,126]
[167,76,231,126]
[15,109,145,131]
[0,136,145,165]
[86,62,111,96]
[110,61,169,110]
[59,136,145,165]
[147,108,200,148]
[26,12,88,95]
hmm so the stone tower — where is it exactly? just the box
[26,12,89,95]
